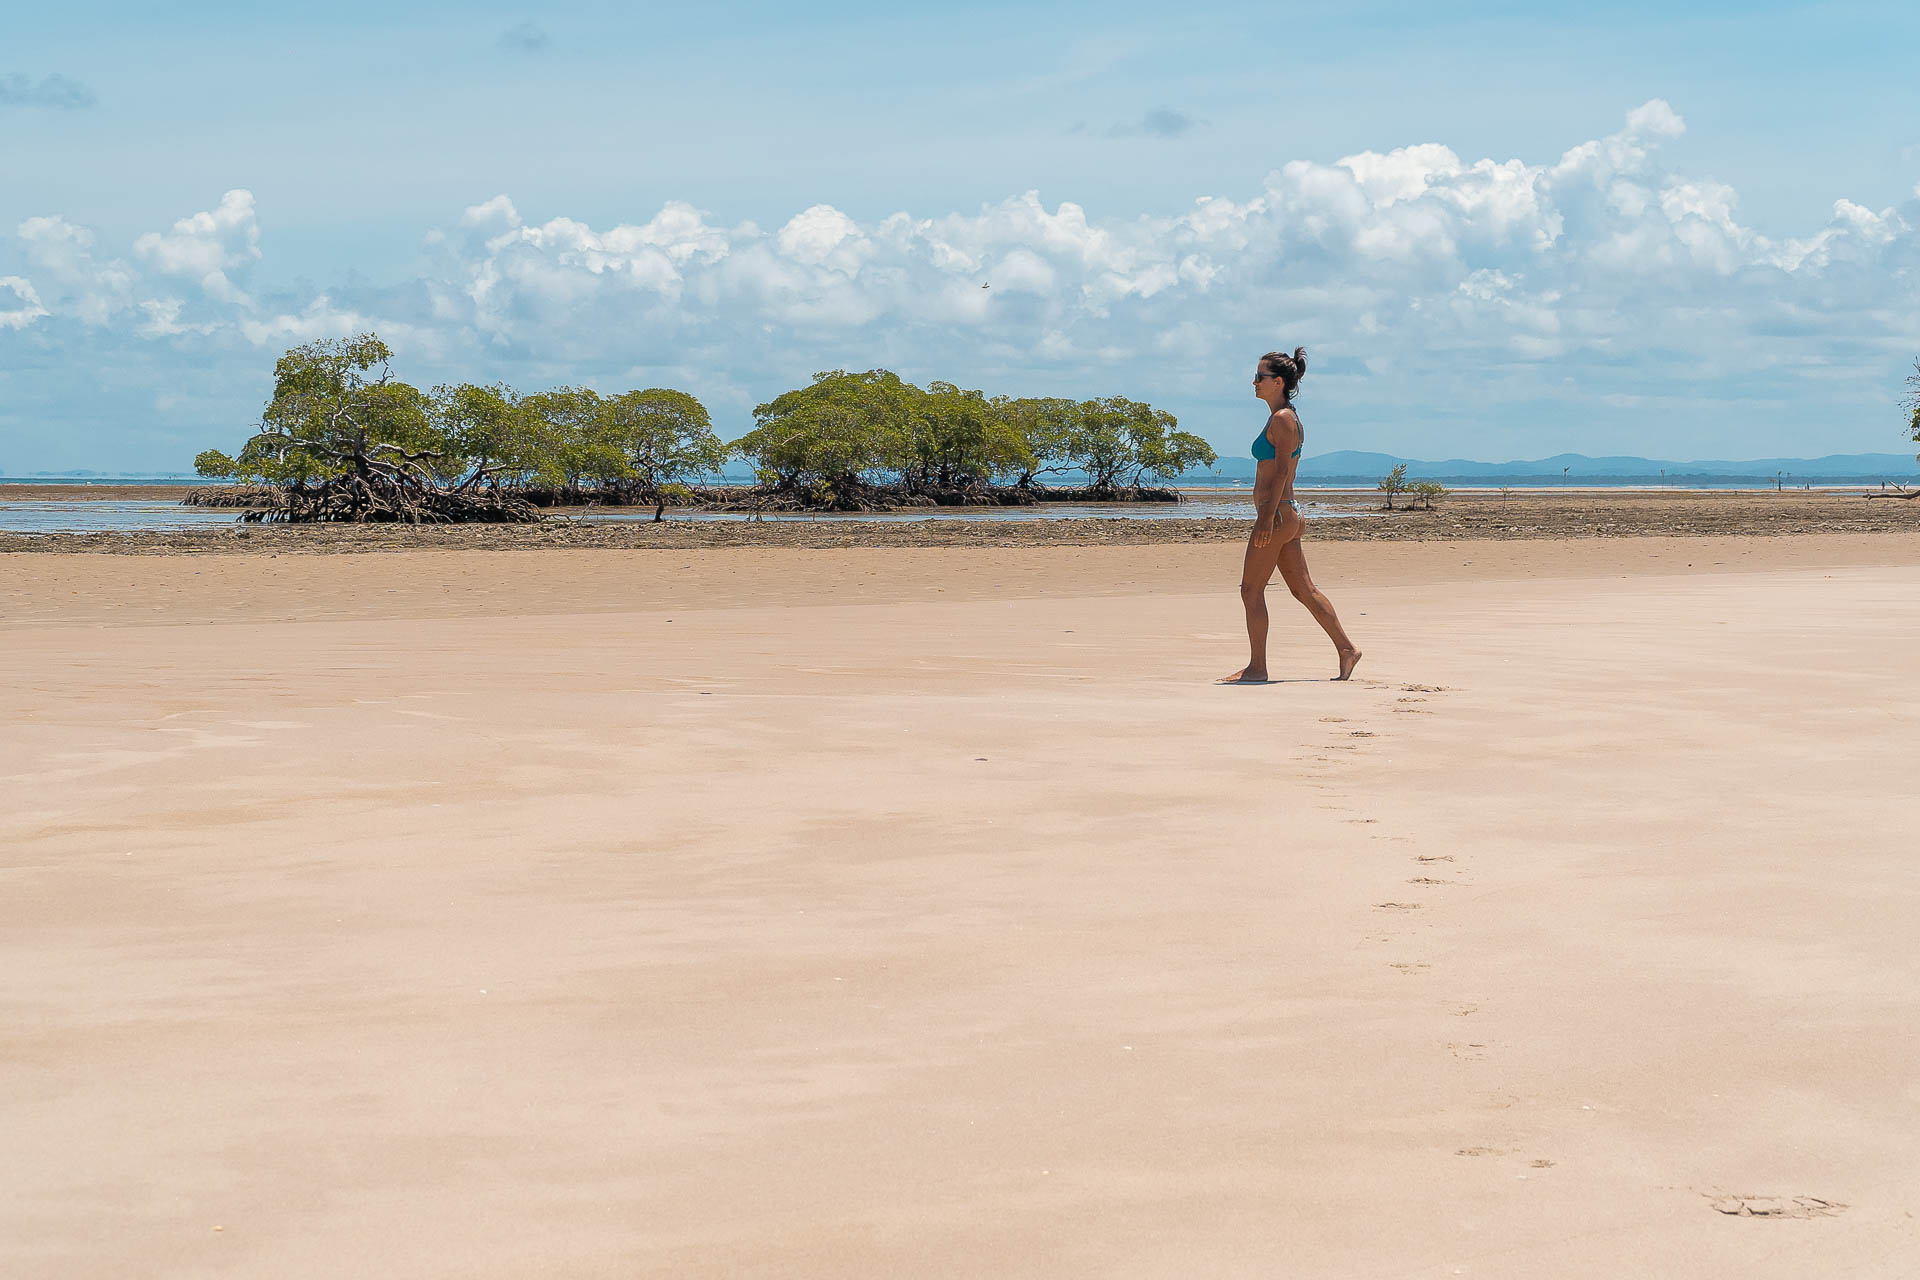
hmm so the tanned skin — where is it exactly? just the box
[1219,362,1361,684]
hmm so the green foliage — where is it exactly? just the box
[1067,396,1153,490]
[997,396,1081,486]
[433,382,550,489]
[1409,479,1448,510]
[1907,359,1920,459]
[604,388,729,496]
[433,383,727,501]
[1377,463,1410,509]
[1063,396,1216,490]
[725,373,1208,502]
[221,333,440,489]
[523,386,626,489]
[905,382,1033,491]
[194,449,237,478]
[197,333,722,519]
[1154,429,1218,483]
[200,337,1216,519]
[730,369,919,505]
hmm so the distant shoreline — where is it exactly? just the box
[4,480,1913,504]
[3,489,1914,555]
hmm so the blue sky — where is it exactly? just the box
[4,0,1920,471]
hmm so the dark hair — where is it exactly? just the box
[1260,347,1308,401]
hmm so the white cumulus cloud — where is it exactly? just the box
[0,276,48,329]
[776,205,870,273]
[5,100,1920,467]
[18,214,135,325]
[133,189,261,302]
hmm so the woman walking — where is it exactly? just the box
[1221,348,1362,683]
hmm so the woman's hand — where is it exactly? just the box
[1252,518,1275,548]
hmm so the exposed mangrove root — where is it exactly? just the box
[1031,485,1182,503]
[239,471,543,524]
[180,484,287,509]
[514,484,692,508]
[705,474,906,513]
[703,480,1180,513]
[186,475,1183,522]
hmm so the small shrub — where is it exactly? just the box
[1376,464,1410,510]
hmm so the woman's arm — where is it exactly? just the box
[1251,465,1280,547]
[1250,409,1298,547]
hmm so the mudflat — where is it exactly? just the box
[5,533,1918,1277]
[2,487,1916,555]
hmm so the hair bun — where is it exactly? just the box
[1258,346,1307,400]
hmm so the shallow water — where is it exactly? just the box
[0,498,1369,534]
[0,502,252,534]
[575,500,1363,524]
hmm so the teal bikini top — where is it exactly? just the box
[1252,404,1303,462]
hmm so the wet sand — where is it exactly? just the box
[5,533,1918,1277]
[2,488,1916,555]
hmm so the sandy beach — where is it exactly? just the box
[6,529,1919,1277]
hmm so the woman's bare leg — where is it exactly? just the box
[1221,526,1286,683]
[1278,537,1362,680]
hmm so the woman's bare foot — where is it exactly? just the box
[1335,647,1363,681]
[1218,667,1270,684]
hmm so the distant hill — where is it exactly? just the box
[14,470,199,480]
[1194,451,1920,481]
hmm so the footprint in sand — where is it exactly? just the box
[1416,853,1455,863]
[1347,731,1376,738]
[1389,961,1430,974]
[1706,1195,1846,1219]
[1455,1146,1507,1157]
[1408,877,1459,885]
[1374,901,1422,911]
[1446,1042,1492,1061]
